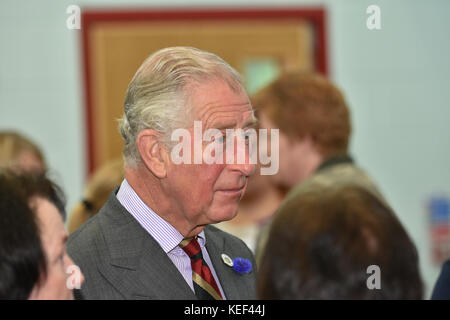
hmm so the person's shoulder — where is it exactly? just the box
[67,191,122,250]
[437,259,450,278]
[432,259,450,299]
[443,259,450,270]
[284,162,385,203]
[67,211,102,255]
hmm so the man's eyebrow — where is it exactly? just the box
[243,118,259,129]
[213,118,258,130]
[213,122,236,130]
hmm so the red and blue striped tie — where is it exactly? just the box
[179,237,223,300]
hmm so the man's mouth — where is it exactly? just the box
[217,185,245,196]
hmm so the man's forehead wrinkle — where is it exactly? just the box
[195,102,222,122]
[197,103,253,129]
[205,110,254,130]
[204,110,243,130]
[196,101,251,119]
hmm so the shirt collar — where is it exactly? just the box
[116,179,207,253]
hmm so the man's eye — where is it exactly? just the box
[243,131,252,144]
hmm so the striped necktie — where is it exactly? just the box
[179,237,223,300]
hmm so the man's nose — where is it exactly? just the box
[228,161,256,176]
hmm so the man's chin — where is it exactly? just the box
[209,207,239,224]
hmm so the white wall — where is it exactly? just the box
[1,0,449,298]
[330,0,450,299]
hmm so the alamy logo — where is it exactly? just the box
[170,121,279,175]
[66,265,82,290]
[366,265,381,290]
[366,5,381,30]
[66,5,81,30]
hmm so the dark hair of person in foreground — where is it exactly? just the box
[0,171,66,299]
[258,185,423,299]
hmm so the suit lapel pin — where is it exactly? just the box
[221,254,252,275]
[221,253,234,267]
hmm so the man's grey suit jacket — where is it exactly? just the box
[67,189,257,300]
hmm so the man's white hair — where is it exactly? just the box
[118,46,244,167]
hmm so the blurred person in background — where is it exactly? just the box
[248,72,388,262]
[68,158,124,234]
[0,171,84,299]
[0,131,46,173]
[431,259,450,299]
[258,185,423,300]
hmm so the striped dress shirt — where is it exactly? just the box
[116,179,226,299]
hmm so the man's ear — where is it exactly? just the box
[136,129,168,178]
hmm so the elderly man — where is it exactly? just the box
[67,47,257,299]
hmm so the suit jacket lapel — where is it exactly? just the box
[97,192,196,299]
[205,226,242,300]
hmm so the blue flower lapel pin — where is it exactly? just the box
[221,254,252,275]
